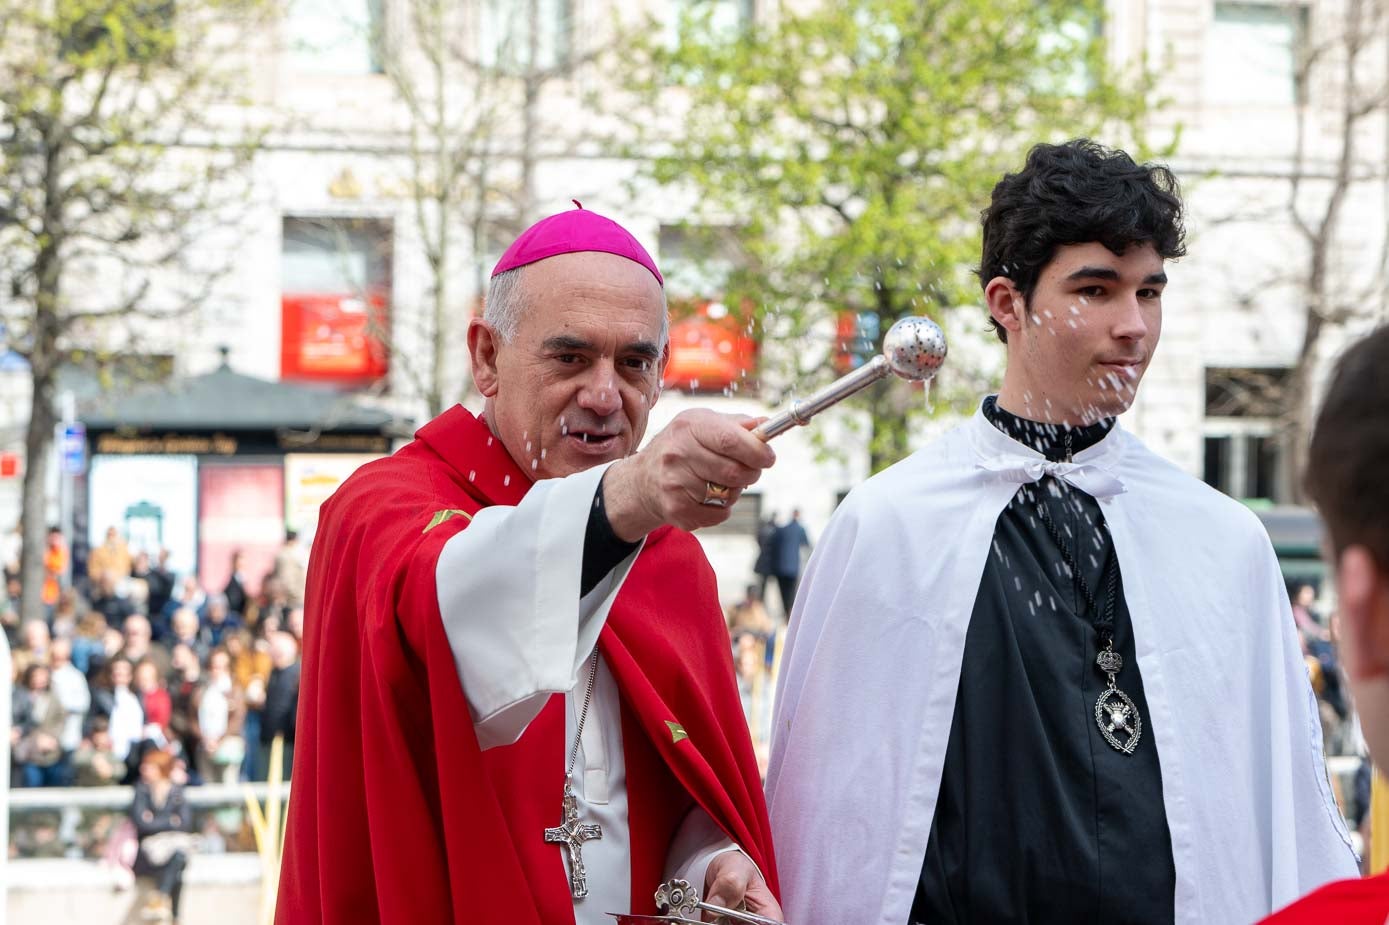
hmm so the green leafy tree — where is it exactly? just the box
[627,0,1160,471]
[0,0,269,623]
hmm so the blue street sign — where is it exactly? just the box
[61,423,86,475]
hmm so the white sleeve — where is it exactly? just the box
[435,461,643,750]
[663,806,751,901]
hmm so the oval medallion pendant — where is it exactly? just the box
[1095,686,1142,754]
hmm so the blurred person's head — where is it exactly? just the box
[6,575,20,600]
[102,626,123,656]
[261,574,287,604]
[1295,583,1317,608]
[96,569,118,596]
[89,717,112,752]
[132,659,162,694]
[133,550,150,573]
[286,607,304,640]
[157,548,170,568]
[207,594,229,624]
[259,612,282,639]
[208,648,232,688]
[49,637,72,668]
[121,614,151,656]
[284,529,298,545]
[20,619,50,654]
[139,748,174,784]
[980,139,1186,425]
[225,628,250,657]
[46,526,62,549]
[1305,326,1389,765]
[171,607,199,641]
[22,662,50,692]
[109,657,133,690]
[179,575,202,601]
[269,631,299,670]
[170,643,199,680]
[104,526,119,544]
[230,550,244,573]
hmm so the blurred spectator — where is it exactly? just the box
[13,663,67,786]
[195,648,245,784]
[168,608,209,666]
[131,749,193,923]
[168,644,202,771]
[771,509,812,619]
[754,515,778,602]
[223,551,249,618]
[90,570,136,629]
[727,584,773,637]
[49,638,90,782]
[93,658,144,763]
[87,526,133,582]
[202,594,242,648]
[257,632,300,780]
[72,717,126,786]
[141,550,176,622]
[121,615,170,678]
[272,530,308,608]
[251,576,290,632]
[50,587,80,640]
[286,607,304,643]
[71,610,109,676]
[41,526,67,610]
[160,576,207,633]
[1,523,20,577]
[227,629,270,780]
[1292,583,1329,642]
[134,659,173,743]
[11,619,51,682]
[1,573,21,644]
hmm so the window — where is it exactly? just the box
[666,0,754,48]
[701,491,762,535]
[480,0,572,74]
[280,217,392,386]
[1202,366,1290,502]
[1204,2,1308,106]
[284,0,383,75]
[1035,13,1101,97]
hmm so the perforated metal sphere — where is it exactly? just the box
[882,316,947,381]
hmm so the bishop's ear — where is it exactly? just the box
[1336,545,1389,680]
[468,318,502,399]
[985,277,1027,337]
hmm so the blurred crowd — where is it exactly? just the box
[6,525,305,790]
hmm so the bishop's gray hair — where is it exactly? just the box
[483,266,670,347]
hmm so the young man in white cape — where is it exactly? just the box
[766,140,1357,925]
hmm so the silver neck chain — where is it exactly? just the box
[566,652,601,780]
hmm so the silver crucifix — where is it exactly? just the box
[545,784,603,899]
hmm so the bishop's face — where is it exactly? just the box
[471,251,668,481]
[989,241,1166,425]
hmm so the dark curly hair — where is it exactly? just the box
[978,139,1186,343]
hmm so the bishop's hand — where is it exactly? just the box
[702,850,783,923]
[603,410,775,541]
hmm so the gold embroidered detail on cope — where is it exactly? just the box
[423,509,473,533]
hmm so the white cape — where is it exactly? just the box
[767,408,1356,925]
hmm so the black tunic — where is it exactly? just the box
[910,398,1176,925]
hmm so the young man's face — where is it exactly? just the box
[988,241,1166,424]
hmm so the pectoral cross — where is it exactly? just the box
[544,784,603,899]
